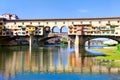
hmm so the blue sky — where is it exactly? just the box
[0,0,120,19]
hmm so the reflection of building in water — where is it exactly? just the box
[1,47,120,77]
[68,52,93,68]
[2,49,94,75]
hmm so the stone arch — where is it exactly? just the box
[38,35,62,46]
[69,35,120,47]
[52,26,60,33]
[84,36,119,47]
[44,26,51,33]
[60,26,68,33]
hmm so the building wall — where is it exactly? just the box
[0,19,4,35]
[3,17,120,36]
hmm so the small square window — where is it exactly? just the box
[38,22,40,24]
[99,21,101,24]
[80,21,83,24]
[63,21,65,24]
[22,32,25,34]
[22,22,24,25]
[30,22,32,24]
[46,22,48,24]
[89,21,92,24]
[117,20,119,23]
[14,22,16,25]
[55,22,57,24]
[72,22,74,24]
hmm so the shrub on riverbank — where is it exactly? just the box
[104,44,117,46]
[117,44,120,52]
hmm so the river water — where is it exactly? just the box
[0,45,120,80]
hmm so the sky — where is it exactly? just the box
[0,0,120,19]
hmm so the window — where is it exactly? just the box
[106,31,109,34]
[11,32,13,35]
[99,21,101,24]
[22,32,25,34]
[38,22,40,24]
[18,26,21,28]
[108,21,110,24]
[46,22,48,24]
[118,20,120,23]
[30,22,32,24]
[80,21,83,24]
[6,32,9,35]
[35,27,38,30]
[63,21,65,24]
[26,31,28,33]
[14,22,16,25]
[111,31,114,34]
[3,33,5,35]
[22,28,26,31]
[22,22,24,25]
[89,21,92,24]
[18,32,21,34]
[72,22,74,24]
[55,22,57,24]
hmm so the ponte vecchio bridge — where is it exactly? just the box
[0,17,120,46]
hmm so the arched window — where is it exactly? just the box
[60,26,68,33]
[52,26,59,33]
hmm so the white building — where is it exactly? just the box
[1,13,19,20]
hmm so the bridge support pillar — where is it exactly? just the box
[29,35,33,49]
[75,35,79,48]
[79,36,85,47]
[88,40,90,49]
[75,35,85,47]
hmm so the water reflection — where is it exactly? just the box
[0,46,120,79]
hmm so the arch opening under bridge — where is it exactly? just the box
[38,33,70,46]
[72,35,120,47]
